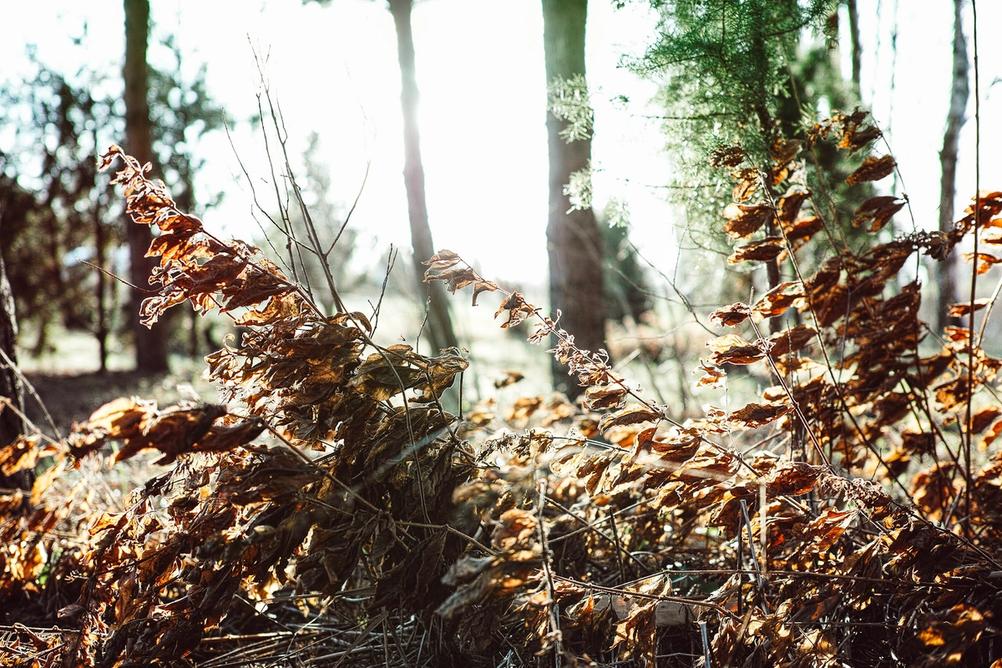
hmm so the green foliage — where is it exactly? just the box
[642,0,835,149]
[603,197,631,229]
[632,0,836,252]
[546,72,654,328]
[548,73,594,142]
[622,0,895,311]
[563,163,594,212]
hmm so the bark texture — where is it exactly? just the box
[0,244,30,490]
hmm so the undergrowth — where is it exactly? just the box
[3,111,1002,666]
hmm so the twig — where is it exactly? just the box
[536,480,564,666]
[964,0,981,536]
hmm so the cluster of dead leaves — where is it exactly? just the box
[424,111,1002,666]
[5,116,1002,668]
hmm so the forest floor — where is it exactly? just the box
[15,294,716,437]
[14,296,559,435]
[23,367,213,435]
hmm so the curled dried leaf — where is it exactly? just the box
[853,196,906,232]
[753,281,804,319]
[351,344,468,402]
[766,324,816,357]
[777,187,810,225]
[695,362,726,388]
[846,155,896,185]
[970,407,1002,434]
[424,250,499,305]
[710,145,747,168]
[810,110,881,151]
[495,292,537,329]
[837,114,882,150]
[599,405,662,432]
[784,215,824,245]
[493,370,525,389]
[710,302,752,327]
[770,139,802,185]
[767,461,821,496]
[962,251,1002,275]
[723,203,773,238]
[731,167,761,202]
[506,396,544,423]
[583,384,629,411]
[729,401,792,428]
[707,334,765,366]
[948,298,990,317]
[728,237,785,264]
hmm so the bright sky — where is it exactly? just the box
[2,0,1002,292]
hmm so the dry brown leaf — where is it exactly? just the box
[948,298,990,317]
[753,281,805,319]
[707,334,765,365]
[962,251,1002,274]
[728,237,785,264]
[710,302,752,327]
[853,196,906,232]
[723,203,773,238]
[599,405,662,432]
[846,155,896,185]
[729,401,792,428]
[766,324,816,357]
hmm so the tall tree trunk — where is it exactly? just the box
[748,1,785,333]
[124,0,169,373]
[846,0,863,98]
[936,0,970,331]
[542,0,606,398]
[93,125,109,374]
[95,205,109,374]
[0,246,30,491]
[388,0,459,353]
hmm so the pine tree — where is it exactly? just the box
[632,0,845,311]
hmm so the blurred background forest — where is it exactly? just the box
[1,0,1000,440]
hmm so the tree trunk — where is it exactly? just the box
[936,0,970,331]
[388,0,459,354]
[93,124,109,374]
[748,2,783,333]
[95,203,109,374]
[0,246,30,491]
[542,0,606,398]
[124,0,169,373]
[172,180,201,359]
[846,0,863,98]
